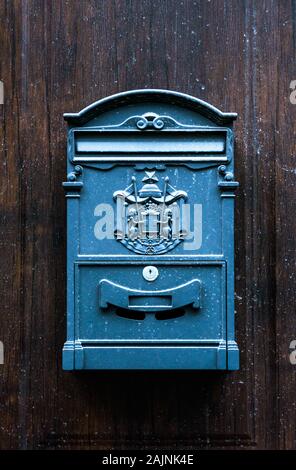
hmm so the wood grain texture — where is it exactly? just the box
[0,0,295,449]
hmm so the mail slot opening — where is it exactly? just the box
[115,307,186,321]
[116,308,145,321]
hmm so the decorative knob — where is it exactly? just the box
[153,118,164,129]
[136,118,148,130]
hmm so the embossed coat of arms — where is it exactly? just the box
[113,172,188,254]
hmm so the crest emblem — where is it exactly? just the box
[113,172,188,254]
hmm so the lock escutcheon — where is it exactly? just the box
[142,266,159,281]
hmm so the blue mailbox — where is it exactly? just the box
[62,89,239,370]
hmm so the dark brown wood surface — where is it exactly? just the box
[0,0,296,450]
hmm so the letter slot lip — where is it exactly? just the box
[99,279,202,313]
[71,127,231,163]
[74,129,227,155]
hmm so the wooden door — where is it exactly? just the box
[0,0,295,449]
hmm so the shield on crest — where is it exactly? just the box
[113,172,188,255]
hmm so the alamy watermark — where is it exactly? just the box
[289,80,296,104]
[0,341,3,365]
[92,172,203,254]
[0,80,3,105]
[93,202,203,252]
[289,340,296,364]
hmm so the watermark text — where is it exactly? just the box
[93,202,203,251]
[0,80,3,105]
[289,340,296,364]
[289,80,296,104]
[0,341,3,365]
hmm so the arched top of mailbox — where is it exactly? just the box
[63,89,237,126]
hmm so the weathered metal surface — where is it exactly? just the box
[63,89,238,370]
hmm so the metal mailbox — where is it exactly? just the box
[62,89,239,370]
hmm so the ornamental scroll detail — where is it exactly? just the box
[113,172,188,255]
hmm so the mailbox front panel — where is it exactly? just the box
[77,262,225,341]
[63,89,239,370]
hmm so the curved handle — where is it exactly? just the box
[99,279,201,312]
